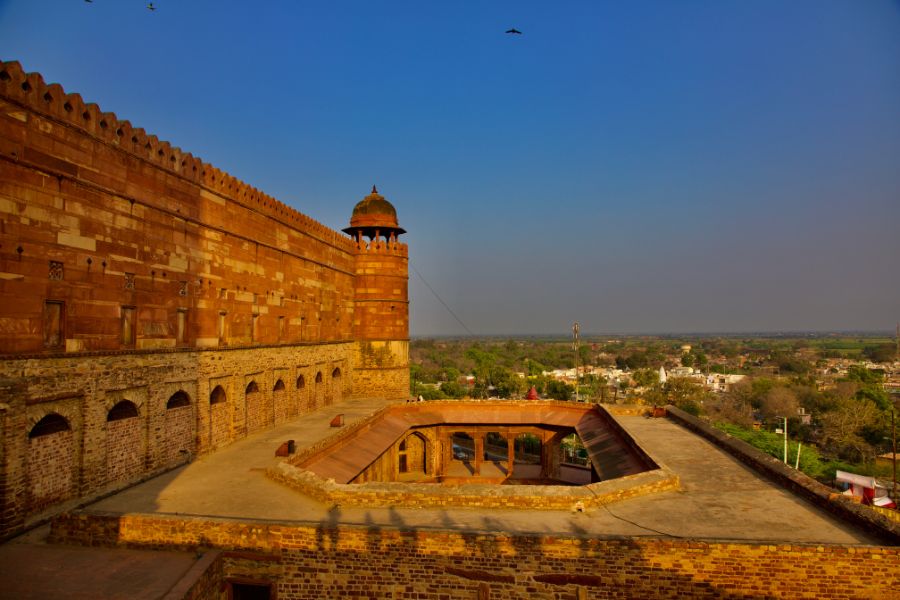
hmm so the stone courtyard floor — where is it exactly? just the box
[1,397,885,598]
[0,524,204,600]
[82,398,879,545]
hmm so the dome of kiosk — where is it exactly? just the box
[343,185,406,237]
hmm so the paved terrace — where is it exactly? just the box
[81,397,880,545]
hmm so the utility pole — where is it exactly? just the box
[573,322,580,402]
[784,416,788,466]
[892,409,897,504]
[777,416,788,465]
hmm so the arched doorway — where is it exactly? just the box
[245,380,265,434]
[449,432,476,476]
[273,379,287,424]
[27,413,74,512]
[209,385,229,449]
[313,372,323,410]
[164,391,194,466]
[513,432,542,480]
[296,375,307,414]
[330,367,342,406]
[398,432,429,480]
[483,431,510,477]
[106,400,141,486]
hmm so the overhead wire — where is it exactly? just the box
[410,263,475,337]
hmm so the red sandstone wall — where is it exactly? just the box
[351,243,409,341]
[0,60,357,354]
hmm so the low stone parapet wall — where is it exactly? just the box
[267,461,679,511]
[665,405,900,544]
[49,510,900,599]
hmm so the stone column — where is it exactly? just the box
[543,431,564,481]
[441,432,452,477]
[507,436,515,479]
[474,433,484,476]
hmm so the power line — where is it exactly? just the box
[410,264,475,336]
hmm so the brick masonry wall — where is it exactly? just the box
[49,511,900,600]
[273,388,291,424]
[164,405,193,465]
[0,341,355,539]
[352,340,409,400]
[26,430,74,512]
[245,389,268,435]
[208,401,230,450]
[105,416,142,486]
[174,551,224,600]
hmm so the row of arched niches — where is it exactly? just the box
[24,368,343,516]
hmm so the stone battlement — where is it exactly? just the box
[0,60,353,251]
[352,237,409,256]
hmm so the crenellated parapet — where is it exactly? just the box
[352,238,409,257]
[0,59,353,251]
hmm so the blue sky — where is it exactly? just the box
[2,1,899,335]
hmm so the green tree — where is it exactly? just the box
[693,351,708,368]
[758,387,799,421]
[654,377,708,415]
[819,393,881,463]
[842,365,890,410]
[546,380,574,401]
[440,380,466,398]
[632,368,659,388]
[863,343,896,363]
[492,367,524,399]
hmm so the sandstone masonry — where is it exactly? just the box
[0,60,409,538]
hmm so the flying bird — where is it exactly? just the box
[84,0,93,3]
[147,2,156,10]
[505,28,522,34]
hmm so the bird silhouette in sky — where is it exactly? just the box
[506,28,522,35]
[147,2,157,10]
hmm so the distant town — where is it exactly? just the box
[411,333,899,499]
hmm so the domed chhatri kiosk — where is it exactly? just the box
[343,185,406,244]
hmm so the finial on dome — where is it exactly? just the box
[372,185,378,194]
